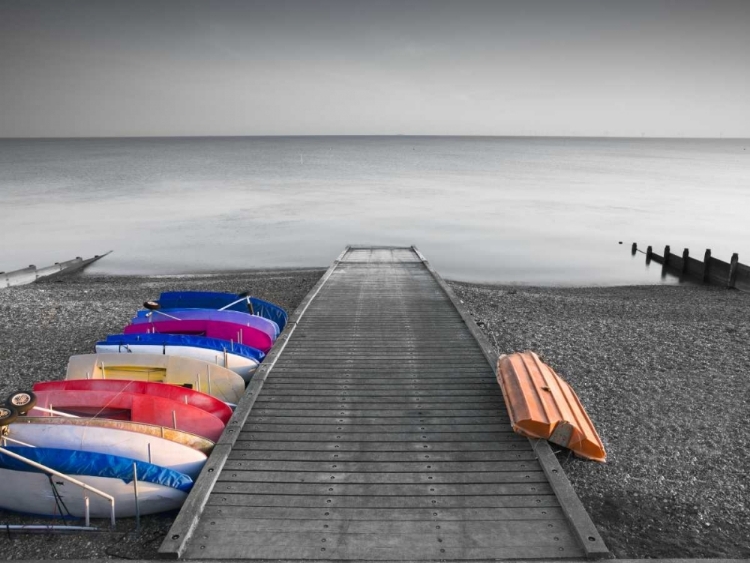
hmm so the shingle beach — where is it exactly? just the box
[0,272,747,559]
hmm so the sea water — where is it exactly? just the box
[0,136,748,285]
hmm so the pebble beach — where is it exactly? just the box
[0,271,748,558]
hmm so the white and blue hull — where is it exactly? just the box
[95,343,258,382]
[6,421,207,479]
[0,468,188,518]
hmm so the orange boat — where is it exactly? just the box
[496,351,606,462]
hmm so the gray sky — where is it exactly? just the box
[0,0,748,137]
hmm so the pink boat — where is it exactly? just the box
[34,380,233,424]
[31,389,226,442]
[123,319,273,353]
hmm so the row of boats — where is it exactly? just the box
[0,291,287,520]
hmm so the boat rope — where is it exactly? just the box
[47,474,73,523]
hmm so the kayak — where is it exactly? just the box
[30,389,226,442]
[131,309,279,340]
[95,333,263,382]
[5,417,207,478]
[0,447,191,517]
[123,318,273,354]
[34,379,233,424]
[65,353,245,404]
[496,351,606,462]
[152,291,288,332]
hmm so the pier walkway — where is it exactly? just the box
[160,246,608,560]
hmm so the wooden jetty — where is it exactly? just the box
[632,243,749,291]
[1,252,111,289]
[160,246,609,561]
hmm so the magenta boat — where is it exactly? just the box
[123,319,273,353]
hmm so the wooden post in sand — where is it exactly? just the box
[728,253,739,289]
[663,245,671,266]
[681,248,689,276]
[702,249,712,283]
[646,246,653,262]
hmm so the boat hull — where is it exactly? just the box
[6,419,207,478]
[496,351,606,462]
[31,389,226,442]
[35,379,233,424]
[123,319,273,353]
[131,309,279,340]
[95,342,258,382]
[154,291,288,331]
[65,353,245,404]
[0,468,188,517]
[5,416,214,455]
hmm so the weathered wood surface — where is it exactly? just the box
[641,244,749,290]
[162,246,605,560]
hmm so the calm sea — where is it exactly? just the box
[1,136,748,285]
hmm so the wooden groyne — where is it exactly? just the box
[160,245,608,561]
[1,252,111,289]
[633,243,749,291]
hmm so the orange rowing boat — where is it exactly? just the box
[496,351,606,462]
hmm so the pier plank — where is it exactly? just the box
[161,246,605,560]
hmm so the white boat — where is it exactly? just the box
[0,446,191,517]
[95,334,261,383]
[65,353,245,404]
[5,418,207,478]
[3,416,214,455]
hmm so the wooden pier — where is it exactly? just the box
[160,246,608,561]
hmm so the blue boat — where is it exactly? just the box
[132,308,280,339]
[151,291,288,332]
[0,446,192,517]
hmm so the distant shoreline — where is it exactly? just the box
[3,134,750,141]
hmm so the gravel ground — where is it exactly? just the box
[0,269,324,559]
[0,273,747,558]
[449,281,750,559]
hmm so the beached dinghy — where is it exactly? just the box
[31,389,226,441]
[4,416,214,455]
[4,417,207,478]
[34,380,233,424]
[150,291,288,331]
[65,353,245,404]
[496,351,606,462]
[95,333,263,382]
[132,308,279,340]
[0,446,192,517]
[123,318,273,354]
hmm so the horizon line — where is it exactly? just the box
[1,134,748,141]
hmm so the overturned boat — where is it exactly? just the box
[95,333,264,382]
[30,388,226,442]
[35,379,233,424]
[123,318,274,354]
[496,351,606,462]
[3,417,208,478]
[149,291,288,332]
[132,308,279,340]
[65,353,245,404]
[0,446,192,517]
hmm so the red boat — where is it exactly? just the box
[31,389,225,442]
[34,380,233,424]
[123,319,273,353]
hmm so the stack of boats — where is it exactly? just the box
[0,291,286,520]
